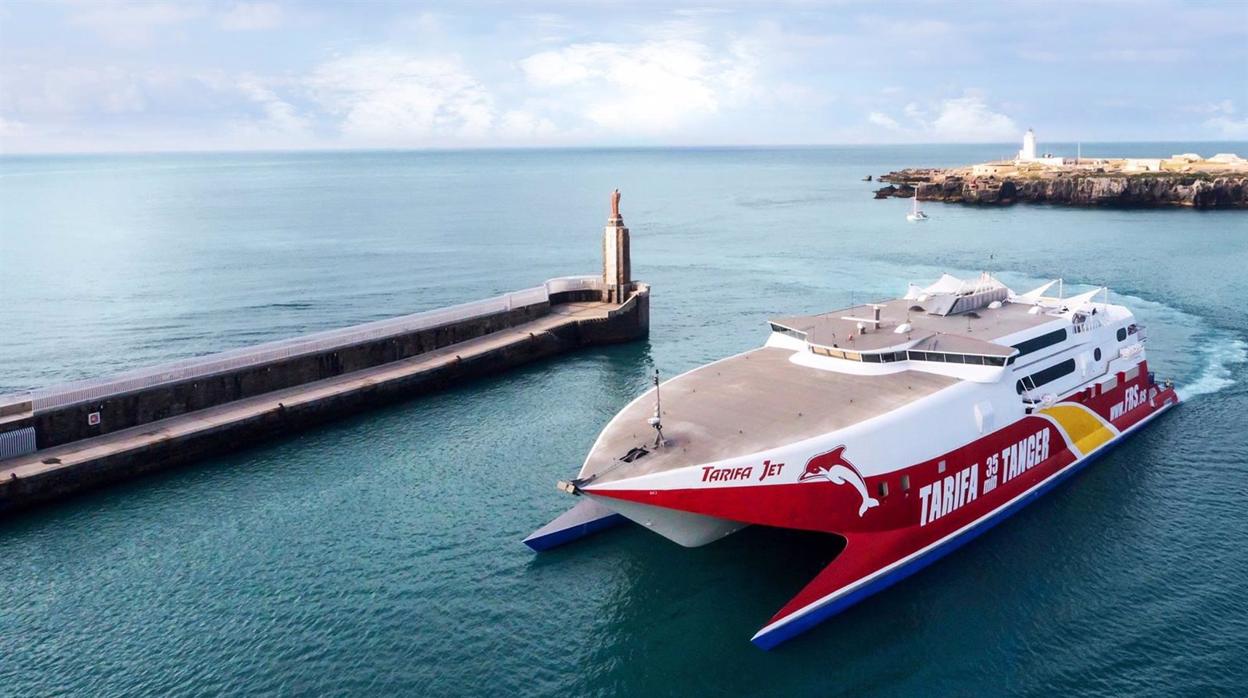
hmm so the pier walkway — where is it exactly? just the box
[1,301,615,487]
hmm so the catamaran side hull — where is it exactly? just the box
[751,396,1177,649]
[523,498,627,551]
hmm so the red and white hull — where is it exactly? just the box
[529,275,1180,648]
[585,368,1177,647]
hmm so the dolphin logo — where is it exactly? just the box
[798,446,880,517]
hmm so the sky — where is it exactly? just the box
[0,0,1246,153]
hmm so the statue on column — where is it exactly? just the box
[602,188,630,303]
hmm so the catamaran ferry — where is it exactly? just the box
[525,273,1179,649]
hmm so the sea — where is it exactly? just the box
[1,143,1245,696]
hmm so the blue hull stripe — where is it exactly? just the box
[523,513,627,552]
[752,401,1177,650]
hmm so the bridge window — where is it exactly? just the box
[1116,327,1127,342]
[1012,328,1068,358]
[1016,358,1077,394]
[770,323,807,341]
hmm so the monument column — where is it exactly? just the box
[602,188,632,304]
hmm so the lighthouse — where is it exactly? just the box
[1016,128,1037,162]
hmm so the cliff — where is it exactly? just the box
[877,169,1247,209]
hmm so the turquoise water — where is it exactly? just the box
[1,145,1246,695]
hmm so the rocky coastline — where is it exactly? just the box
[876,168,1247,209]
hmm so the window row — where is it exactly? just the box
[1012,328,1068,359]
[810,345,1009,367]
[1015,358,1077,395]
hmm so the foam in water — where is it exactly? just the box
[1178,337,1247,401]
[1097,287,1245,402]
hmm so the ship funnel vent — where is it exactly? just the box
[920,273,1009,316]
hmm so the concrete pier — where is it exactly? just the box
[0,199,649,515]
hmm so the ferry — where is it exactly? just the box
[525,273,1179,649]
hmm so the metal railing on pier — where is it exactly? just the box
[1,276,603,414]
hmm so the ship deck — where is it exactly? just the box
[580,347,956,484]
[772,297,1056,353]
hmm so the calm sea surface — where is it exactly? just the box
[1,144,1246,696]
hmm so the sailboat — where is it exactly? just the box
[906,191,929,222]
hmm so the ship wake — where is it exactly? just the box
[1178,337,1246,401]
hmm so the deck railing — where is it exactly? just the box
[1,276,603,414]
[1071,315,1103,334]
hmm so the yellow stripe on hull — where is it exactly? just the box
[1039,404,1117,457]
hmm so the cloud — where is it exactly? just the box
[305,31,763,144]
[307,51,494,144]
[1185,99,1235,115]
[1017,49,1062,63]
[67,0,283,42]
[68,0,204,44]
[1187,100,1247,137]
[1095,97,1135,109]
[856,16,954,40]
[1205,117,1248,139]
[2,65,151,116]
[231,76,312,145]
[515,13,574,45]
[928,95,1017,141]
[219,2,283,31]
[865,92,1018,142]
[0,118,40,154]
[0,117,26,138]
[519,37,757,134]
[868,112,901,130]
[498,110,557,139]
[1091,48,1190,63]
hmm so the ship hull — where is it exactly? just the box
[584,368,1179,648]
[535,275,1180,648]
[751,394,1177,648]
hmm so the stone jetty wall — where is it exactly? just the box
[875,169,1247,208]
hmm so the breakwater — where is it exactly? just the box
[0,197,649,514]
[0,276,648,514]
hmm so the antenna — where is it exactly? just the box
[647,369,666,447]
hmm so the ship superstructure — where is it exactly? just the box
[526,273,1178,648]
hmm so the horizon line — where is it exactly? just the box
[2,138,1245,158]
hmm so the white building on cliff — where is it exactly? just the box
[1017,129,1037,161]
[1014,129,1068,167]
